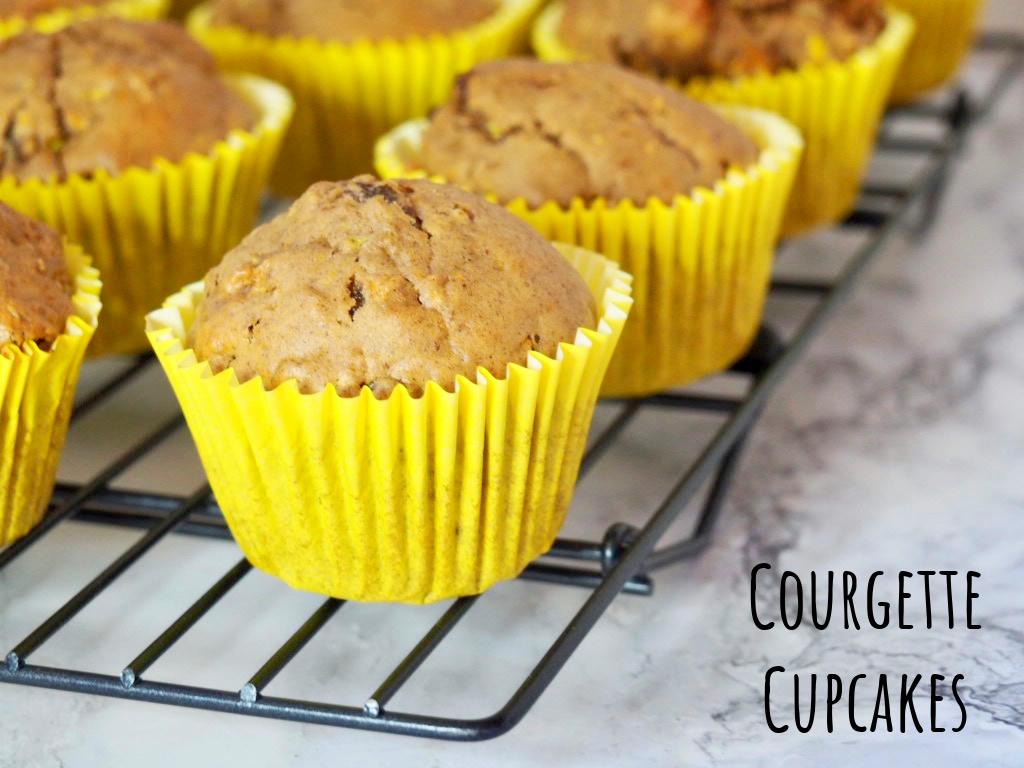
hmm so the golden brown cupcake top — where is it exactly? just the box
[189,176,597,398]
[0,18,253,183]
[558,0,886,81]
[417,59,759,208]
[0,0,101,18]
[207,0,498,44]
[0,202,73,351]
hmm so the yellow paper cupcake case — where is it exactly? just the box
[187,0,544,196]
[533,4,915,238]
[375,107,802,398]
[146,246,632,604]
[0,245,101,547]
[0,0,167,38]
[888,0,987,103]
[0,76,293,357]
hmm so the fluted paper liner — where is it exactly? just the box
[888,0,986,103]
[187,0,543,196]
[533,5,914,237]
[146,246,632,603]
[375,107,802,397]
[0,0,166,38]
[0,76,293,356]
[0,245,101,547]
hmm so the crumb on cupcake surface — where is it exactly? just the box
[189,176,597,398]
[557,0,886,81]
[0,202,73,351]
[417,59,759,208]
[206,0,498,44]
[0,18,253,182]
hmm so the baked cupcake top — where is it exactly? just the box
[189,176,597,397]
[0,0,103,17]
[0,18,253,183]
[557,0,886,81]
[206,0,498,44]
[417,59,759,208]
[0,202,73,351]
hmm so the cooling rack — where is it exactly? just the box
[2,33,1022,742]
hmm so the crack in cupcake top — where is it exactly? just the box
[189,176,597,398]
[418,59,759,208]
[0,18,253,182]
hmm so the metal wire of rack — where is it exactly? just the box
[1,33,1022,743]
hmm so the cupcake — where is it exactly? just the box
[147,176,632,603]
[0,0,167,37]
[533,0,915,236]
[0,18,292,355]
[0,202,101,546]
[888,0,987,103]
[187,0,544,196]
[376,60,802,396]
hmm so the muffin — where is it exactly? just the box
[0,0,166,38]
[533,1,915,236]
[555,0,886,80]
[888,0,987,103]
[190,175,597,398]
[188,0,544,195]
[0,17,293,355]
[0,202,101,546]
[207,0,498,44]
[418,59,759,208]
[147,177,632,603]
[0,19,253,182]
[376,60,803,396]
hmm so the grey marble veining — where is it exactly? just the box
[3,5,1024,766]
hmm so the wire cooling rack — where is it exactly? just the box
[2,34,1022,742]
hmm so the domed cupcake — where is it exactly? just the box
[533,0,915,236]
[0,17,292,354]
[0,201,101,546]
[147,176,632,603]
[0,0,167,38]
[187,0,544,195]
[376,60,802,396]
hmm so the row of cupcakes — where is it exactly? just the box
[0,2,987,358]
[0,2,990,604]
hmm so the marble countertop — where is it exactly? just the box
[3,5,1024,766]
